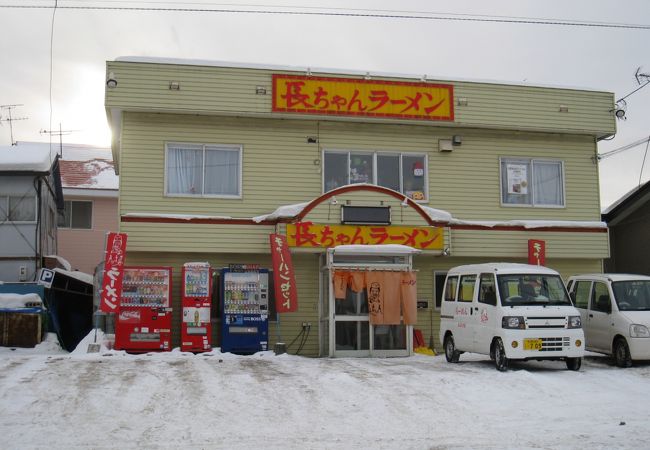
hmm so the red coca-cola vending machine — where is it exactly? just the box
[181,262,212,352]
[115,266,173,352]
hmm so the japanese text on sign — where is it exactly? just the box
[269,234,298,313]
[100,232,128,313]
[272,75,454,121]
[286,222,444,250]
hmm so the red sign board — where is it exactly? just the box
[100,232,128,313]
[270,234,298,313]
[528,239,546,266]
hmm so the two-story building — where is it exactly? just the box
[105,57,615,356]
[0,142,64,282]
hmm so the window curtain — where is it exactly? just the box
[204,147,239,195]
[167,145,203,194]
[533,161,563,205]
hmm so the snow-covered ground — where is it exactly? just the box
[1,333,649,450]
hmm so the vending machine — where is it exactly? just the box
[181,262,212,352]
[115,266,172,352]
[220,265,270,354]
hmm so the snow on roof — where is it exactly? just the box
[122,212,233,220]
[54,268,93,285]
[0,293,44,308]
[45,254,72,271]
[0,142,60,172]
[252,202,310,223]
[447,218,607,229]
[116,56,608,93]
[60,159,118,190]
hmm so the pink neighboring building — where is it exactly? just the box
[57,144,119,274]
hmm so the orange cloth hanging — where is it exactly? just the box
[365,271,401,325]
[348,272,366,293]
[400,271,418,325]
[332,270,349,299]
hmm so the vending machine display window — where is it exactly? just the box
[181,262,212,352]
[115,266,173,352]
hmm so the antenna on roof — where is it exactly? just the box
[40,123,77,159]
[0,104,28,145]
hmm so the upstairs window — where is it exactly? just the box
[0,195,36,223]
[58,200,92,229]
[324,151,427,201]
[500,158,565,207]
[165,143,242,197]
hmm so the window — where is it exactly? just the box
[443,275,458,303]
[434,271,448,309]
[458,275,476,302]
[58,200,92,229]
[478,274,497,306]
[166,143,242,197]
[0,195,36,222]
[571,281,591,309]
[591,282,611,313]
[324,151,427,200]
[500,158,564,207]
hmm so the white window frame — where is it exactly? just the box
[0,195,37,224]
[164,142,243,199]
[499,157,566,208]
[58,200,94,230]
[322,149,429,202]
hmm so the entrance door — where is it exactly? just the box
[326,249,414,357]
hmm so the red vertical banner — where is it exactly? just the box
[100,232,128,313]
[528,239,546,266]
[270,234,298,313]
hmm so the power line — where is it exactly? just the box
[0,3,649,30]
[598,136,650,160]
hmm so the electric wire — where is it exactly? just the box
[48,0,58,163]
[598,136,650,160]
[0,2,649,30]
[639,138,650,187]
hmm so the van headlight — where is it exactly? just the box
[502,316,525,329]
[567,316,582,329]
[630,324,650,338]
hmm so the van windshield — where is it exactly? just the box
[497,274,571,307]
[612,280,650,311]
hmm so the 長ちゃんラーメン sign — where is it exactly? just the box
[272,74,454,121]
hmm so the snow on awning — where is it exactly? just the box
[252,202,309,223]
[0,293,44,309]
[331,244,421,255]
[448,219,607,229]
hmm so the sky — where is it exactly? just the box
[0,0,648,209]
[1,331,650,449]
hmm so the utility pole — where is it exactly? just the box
[0,104,28,145]
[40,123,76,158]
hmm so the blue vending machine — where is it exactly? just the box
[220,265,270,354]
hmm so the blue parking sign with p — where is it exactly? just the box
[38,268,55,288]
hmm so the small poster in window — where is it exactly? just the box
[507,163,528,195]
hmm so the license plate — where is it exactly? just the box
[523,338,543,351]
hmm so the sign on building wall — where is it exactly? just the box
[99,232,128,313]
[269,234,298,313]
[286,222,444,250]
[528,239,546,266]
[272,74,454,121]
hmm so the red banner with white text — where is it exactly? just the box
[528,239,546,266]
[270,234,298,313]
[99,232,128,313]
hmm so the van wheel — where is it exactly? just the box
[444,335,460,363]
[494,338,509,372]
[614,338,632,368]
[566,357,581,371]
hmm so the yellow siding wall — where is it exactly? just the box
[106,60,615,138]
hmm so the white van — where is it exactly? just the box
[566,273,650,367]
[439,263,584,371]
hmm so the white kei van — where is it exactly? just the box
[439,263,584,371]
[566,273,650,367]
